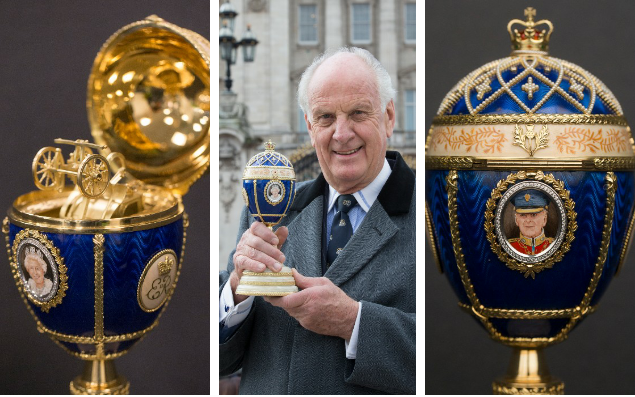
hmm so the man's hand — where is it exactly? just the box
[265,269,359,340]
[230,222,288,303]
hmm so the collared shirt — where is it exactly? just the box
[220,158,392,359]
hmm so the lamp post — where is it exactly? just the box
[219,0,259,92]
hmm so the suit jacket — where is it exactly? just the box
[219,151,416,394]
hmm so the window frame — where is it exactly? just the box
[298,3,319,45]
[404,2,416,44]
[349,2,372,45]
[404,89,416,131]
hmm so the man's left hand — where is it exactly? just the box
[264,269,359,340]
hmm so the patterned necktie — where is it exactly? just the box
[326,194,357,268]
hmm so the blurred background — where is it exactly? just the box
[425,1,635,394]
[0,2,209,394]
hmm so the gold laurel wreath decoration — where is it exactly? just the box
[484,170,577,278]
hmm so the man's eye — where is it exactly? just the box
[318,114,333,120]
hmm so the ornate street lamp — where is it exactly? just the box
[219,1,259,92]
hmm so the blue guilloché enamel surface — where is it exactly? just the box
[447,65,614,115]
[244,179,295,225]
[9,218,184,355]
[425,170,635,339]
[102,219,183,335]
[425,171,469,304]
[590,171,635,305]
[9,224,95,336]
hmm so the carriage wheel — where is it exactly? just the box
[32,147,61,190]
[78,154,110,198]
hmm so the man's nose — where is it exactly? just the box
[332,116,355,143]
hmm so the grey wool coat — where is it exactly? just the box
[219,151,416,394]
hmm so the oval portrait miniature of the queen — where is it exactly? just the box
[265,180,285,205]
[16,238,59,303]
[495,181,566,264]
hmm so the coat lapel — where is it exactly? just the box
[284,196,324,278]
[325,202,398,286]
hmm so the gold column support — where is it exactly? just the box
[69,234,129,395]
[492,348,564,395]
[70,359,129,395]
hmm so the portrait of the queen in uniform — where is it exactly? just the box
[17,242,58,302]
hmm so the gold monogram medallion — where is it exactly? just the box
[137,249,178,312]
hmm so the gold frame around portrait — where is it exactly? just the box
[484,171,577,278]
[10,228,68,312]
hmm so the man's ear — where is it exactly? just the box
[305,113,316,147]
[384,100,396,139]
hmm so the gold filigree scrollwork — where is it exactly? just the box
[425,156,474,170]
[11,229,68,312]
[94,234,105,343]
[446,170,486,318]
[593,157,635,170]
[484,171,577,278]
[579,172,616,309]
[458,301,598,319]
[615,207,635,276]
[425,156,635,171]
[492,383,564,395]
[432,114,628,126]
[446,170,616,347]
[425,202,443,274]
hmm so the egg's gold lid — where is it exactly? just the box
[87,15,210,196]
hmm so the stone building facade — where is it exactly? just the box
[219,0,417,267]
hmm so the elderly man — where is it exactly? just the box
[508,189,553,255]
[219,47,415,394]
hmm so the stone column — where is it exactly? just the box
[268,0,291,132]
[378,0,399,107]
[325,0,344,51]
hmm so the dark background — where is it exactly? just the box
[426,1,635,394]
[0,2,209,394]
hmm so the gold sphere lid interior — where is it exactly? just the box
[88,15,210,196]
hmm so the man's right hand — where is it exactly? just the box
[230,222,288,303]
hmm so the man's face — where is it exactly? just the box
[514,210,548,238]
[305,54,395,194]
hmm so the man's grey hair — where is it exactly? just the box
[297,47,397,119]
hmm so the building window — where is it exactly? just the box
[404,90,416,131]
[297,107,307,132]
[405,3,416,43]
[299,4,318,44]
[351,3,371,44]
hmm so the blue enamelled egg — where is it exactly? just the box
[425,9,635,349]
[242,142,296,227]
[4,186,185,359]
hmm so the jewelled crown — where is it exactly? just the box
[434,8,623,118]
[508,7,553,54]
[158,256,173,276]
